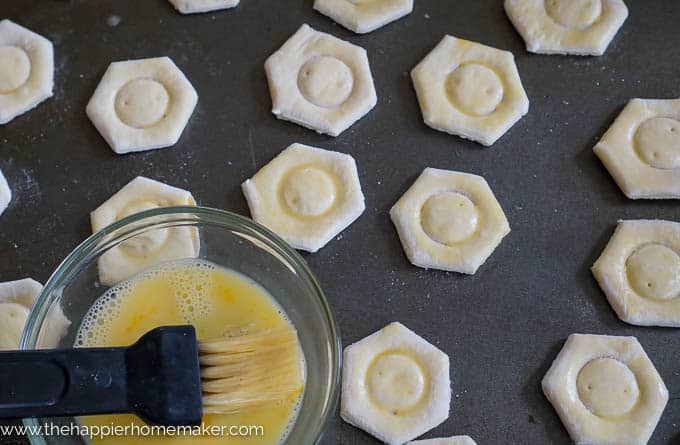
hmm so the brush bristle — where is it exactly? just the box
[199,327,304,414]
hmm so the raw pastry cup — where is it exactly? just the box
[504,0,628,56]
[242,143,366,253]
[313,0,414,34]
[0,20,54,125]
[21,206,341,445]
[168,0,239,14]
[592,219,680,326]
[542,334,668,445]
[0,167,11,216]
[390,168,510,274]
[594,98,680,199]
[86,57,198,154]
[341,322,451,445]
[0,278,69,349]
[411,36,529,146]
[265,24,377,137]
[90,176,200,286]
[408,437,477,445]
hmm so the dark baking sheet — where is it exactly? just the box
[1,0,679,444]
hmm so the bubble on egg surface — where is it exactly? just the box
[76,259,219,346]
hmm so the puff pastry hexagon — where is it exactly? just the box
[594,98,680,199]
[411,35,529,146]
[86,57,198,154]
[168,0,239,14]
[0,168,11,216]
[91,176,199,286]
[408,436,477,445]
[341,322,451,445]
[313,0,414,34]
[390,168,510,274]
[543,334,668,445]
[505,0,628,56]
[0,278,70,349]
[265,24,377,137]
[592,220,680,327]
[242,143,365,253]
[0,20,54,125]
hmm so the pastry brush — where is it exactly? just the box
[0,325,303,425]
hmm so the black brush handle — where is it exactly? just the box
[0,325,203,426]
[0,346,129,418]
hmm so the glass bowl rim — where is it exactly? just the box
[20,206,341,445]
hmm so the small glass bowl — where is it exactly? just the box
[21,206,341,445]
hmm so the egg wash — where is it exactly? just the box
[76,259,305,445]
